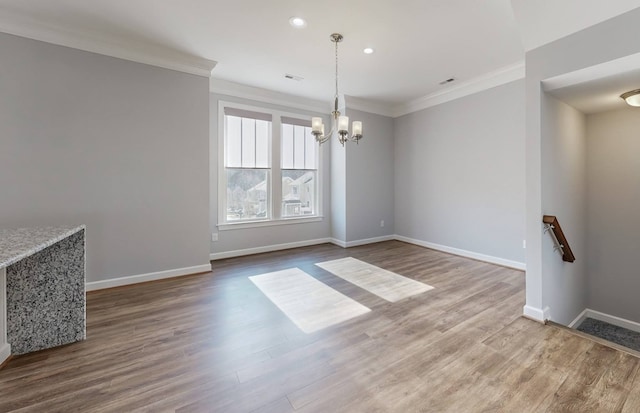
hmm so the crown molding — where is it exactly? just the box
[210,78,331,114]
[211,60,526,118]
[344,96,395,117]
[542,51,640,92]
[211,61,525,119]
[0,9,525,113]
[392,61,525,117]
[0,10,216,77]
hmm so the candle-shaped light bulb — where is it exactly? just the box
[312,117,323,133]
[352,121,362,136]
[338,116,349,132]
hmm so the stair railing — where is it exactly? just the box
[542,215,575,263]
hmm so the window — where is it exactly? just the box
[223,108,272,222]
[219,102,322,228]
[281,118,317,217]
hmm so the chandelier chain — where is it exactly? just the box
[335,38,339,99]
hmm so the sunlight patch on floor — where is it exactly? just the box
[316,257,433,302]
[249,268,371,334]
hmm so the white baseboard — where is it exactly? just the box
[330,235,395,249]
[211,234,526,270]
[209,235,394,259]
[330,238,347,248]
[86,264,212,291]
[568,309,589,328]
[210,238,332,260]
[523,305,550,322]
[569,308,640,333]
[344,235,396,248]
[394,235,526,271]
[0,343,11,365]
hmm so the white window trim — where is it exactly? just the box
[217,216,324,231]
[217,100,323,230]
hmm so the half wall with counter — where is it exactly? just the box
[0,226,86,365]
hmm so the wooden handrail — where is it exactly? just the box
[542,215,575,263]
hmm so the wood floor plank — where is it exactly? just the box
[541,344,640,412]
[622,366,640,413]
[2,241,639,412]
[249,397,295,413]
[480,326,590,412]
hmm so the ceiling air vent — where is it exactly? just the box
[439,77,456,85]
[285,73,304,81]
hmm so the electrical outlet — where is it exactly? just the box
[522,239,526,249]
[380,220,385,227]
[211,233,218,242]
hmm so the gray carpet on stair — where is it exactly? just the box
[577,318,640,352]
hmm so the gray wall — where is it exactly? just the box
[525,7,640,322]
[209,93,332,254]
[0,33,211,282]
[345,109,395,242]
[540,94,587,325]
[394,80,526,263]
[587,108,640,322]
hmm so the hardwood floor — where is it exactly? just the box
[1,240,639,412]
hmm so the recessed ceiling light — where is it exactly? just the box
[363,48,374,54]
[289,17,307,28]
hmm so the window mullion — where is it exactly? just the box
[271,117,282,220]
[240,116,244,167]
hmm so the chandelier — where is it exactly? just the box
[311,33,363,146]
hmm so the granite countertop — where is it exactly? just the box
[0,225,85,269]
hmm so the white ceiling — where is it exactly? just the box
[510,0,640,51]
[0,1,639,108]
[543,52,640,114]
[546,68,640,114]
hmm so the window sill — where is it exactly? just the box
[217,216,324,231]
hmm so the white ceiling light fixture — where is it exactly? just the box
[620,89,640,107]
[312,33,363,146]
[289,17,307,28]
[363,47,374,54]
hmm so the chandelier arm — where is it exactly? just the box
[315,131,332,144]
[313,123,336,143]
